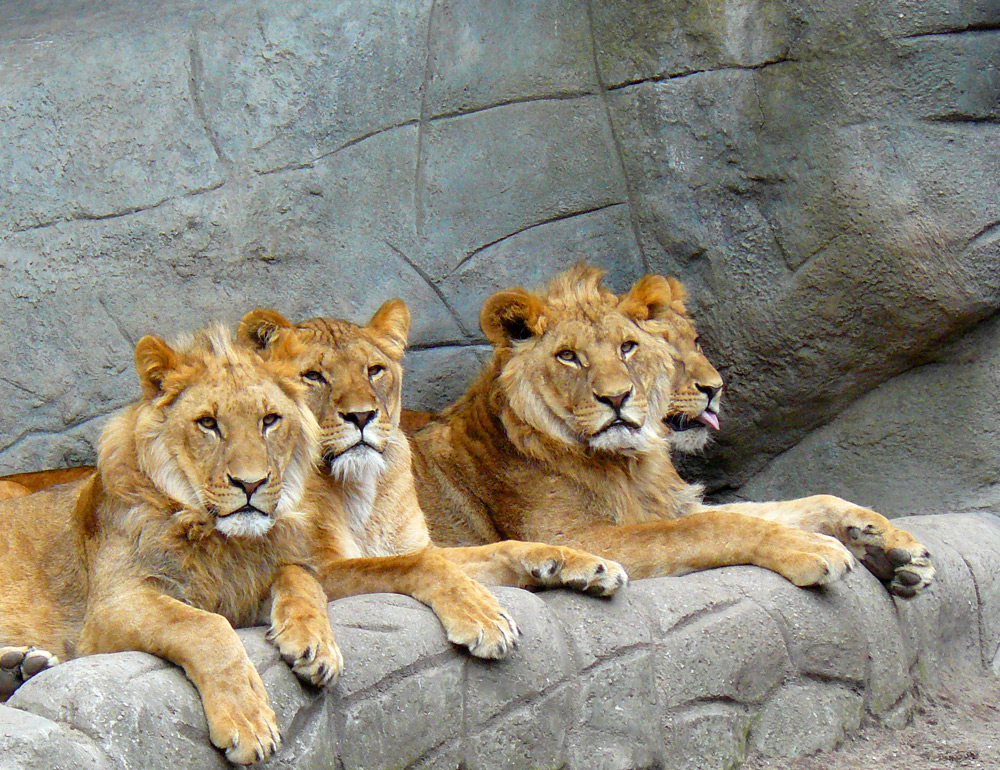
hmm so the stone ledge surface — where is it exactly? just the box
[3,513,998,770]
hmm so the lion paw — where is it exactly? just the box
[528,550,629,597]
[845,516,935,598]
[266,618,342,688]
[435,581,520,660]
[204,666,281,765]
[0,646,59,701]
[775,532,854,588]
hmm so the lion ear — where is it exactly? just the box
[237,308,294,352]
[480,288,546,347]
[620,274,687,321]
[135,336,180,398]
[368,298,410,359]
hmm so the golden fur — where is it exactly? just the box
[0,467,95,502]
[239,302,629,659]
[411,265,933,593]
[0,327,340,765]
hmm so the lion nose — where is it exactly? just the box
[229,475,267,499]
[596,388,632,413]
[342,410,376,430]
[697,384,722,403]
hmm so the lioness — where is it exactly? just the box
[0,327,340,765]
[640,271,934,596]
[238,302,628,658]
[409,267,874,587]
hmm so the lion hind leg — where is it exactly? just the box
[0,646,59,701]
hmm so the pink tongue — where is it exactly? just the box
[696,410,720,432]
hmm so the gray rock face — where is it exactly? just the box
[2,513,999,769]
[2,0,996,517]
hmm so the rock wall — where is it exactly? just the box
[2,513,999,769]
[1,3,997,501]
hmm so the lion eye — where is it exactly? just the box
[556,349,579,365]
[262,413,281,429]
[621,340,638,357]
[302,370,326,384]
[197,416,218,432]
[368,364,386,380]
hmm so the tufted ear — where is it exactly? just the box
[480,288,546,347]
[135,335,180,398]
[237,308,295,352]
[368,298,410,359]
[620,274,688,322]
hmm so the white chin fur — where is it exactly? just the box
[588,421,657,453]
[328,445,387,484]
[669,427,712,454]
[215,510,276,538]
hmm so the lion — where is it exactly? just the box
[407,265,932,594]
[639,272,934,596]
[0,326,341,765]
[238,302,629,659]
[0,467,95,502]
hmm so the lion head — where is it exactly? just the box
[238,301,409,484]
[631,276,725,453]
[476,265,678,458]
[100,326,320,538]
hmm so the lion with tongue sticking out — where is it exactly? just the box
[643,271,934,598]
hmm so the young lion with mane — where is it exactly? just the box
[0,326,340,765]
[406,265,934,595]
[238,301,629,659]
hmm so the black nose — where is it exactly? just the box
[229,475,267,499]
[342,410,376,430]
[596,389,632,413]
[696,384,722,402]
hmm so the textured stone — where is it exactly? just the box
[463,587,572,725]
[661,701,753,770]
[8,652,228,769]
[0,704,110,770]
[462,685,571,770]
[436,203,644,338]
[193,0,431,175]
[417,96,626,280]
[562,653,660,770]
[903,514,1000,671]
[539,583,653,669]
[402,344,492,413]
[653,600,793,708]
[740,315,1000,517]
[425,0,596,116]
[339,659,464,770]
[750,680,863,758]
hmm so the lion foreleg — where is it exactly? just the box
[549,512,853,586]
[433,542,627,596]
[700,497,934,597]
[266,565,341,687]
[318,549,519,659]
[79,586,280,765]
